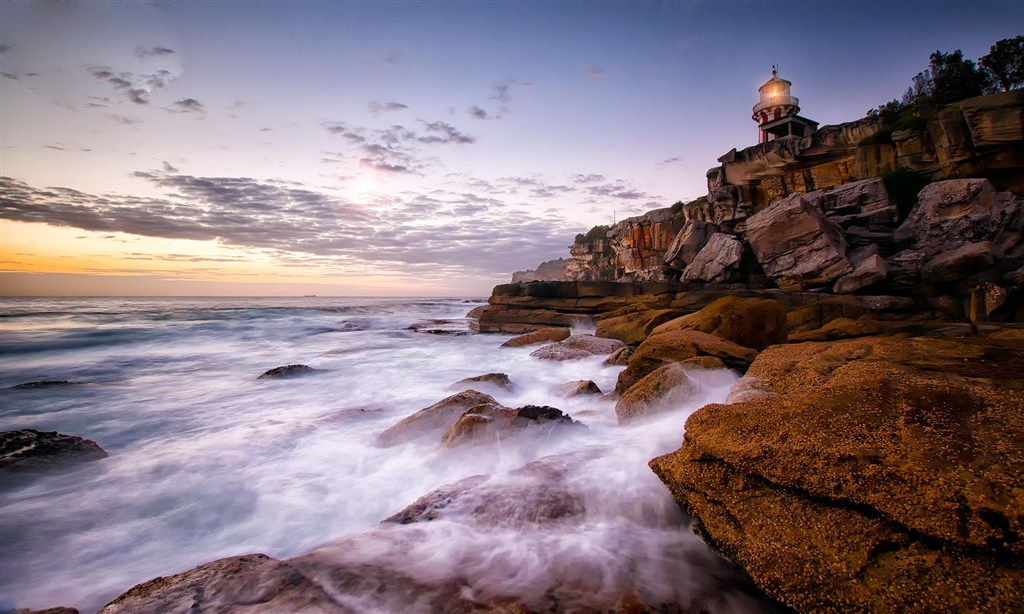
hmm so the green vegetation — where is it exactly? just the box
[669,195,708,216]
[864,37,1022,143]
[881,168,931,220]
[574,224,609,245]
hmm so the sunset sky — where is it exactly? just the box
[2,2,1021,296]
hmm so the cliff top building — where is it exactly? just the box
[752,67,819,143]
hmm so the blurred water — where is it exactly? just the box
[0,297,752,613]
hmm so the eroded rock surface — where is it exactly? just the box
[529,334,625,361]
[1,429,107,473]
[377,390,497,447]
[650,335,1024,613]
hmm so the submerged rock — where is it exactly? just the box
[377,390,497,447]
[8,380,82,390]
[650,335,1024,613]
[0,429,107,473]
[615,330,756,395]
[448,373,516,392]
[555,380,602,398]
[441,403,580,448]
[98,553,344,614]
[257,364,322,379]
[529,334,625,361]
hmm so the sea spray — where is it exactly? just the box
[0,297,765,612]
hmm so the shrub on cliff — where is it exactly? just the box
[574,224,609,245]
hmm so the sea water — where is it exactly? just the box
[0,297,766,613]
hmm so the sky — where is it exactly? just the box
[1,1,1021,297]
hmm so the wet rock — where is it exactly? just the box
[594,308,681,345]
[499,327,571,348]
[377,391,497,447]
[407,319,471,336]
[555,380,602,398]
[680,233,745,283]
[650,335,1024,613]
[0,429,107,473]
[785,297,865,332]
[257,364,322,379]
[615,330,757,395]
[681,356,726,370]
[745,193,852,290]
[724,376,776,404]
[8,380,82,390]
[615,363,698,423]
[10,608,79,614]
[441,403,580,448]
[603,346,633,366]
[529,334,625,361]
[465,305,487,319]
[98,553,345,614]
[448,373,515,392]
[651,296,788,350]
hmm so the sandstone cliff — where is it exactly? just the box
[565,207,686,282]
[510,258,570,283]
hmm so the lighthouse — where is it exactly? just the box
[752,67,818,143]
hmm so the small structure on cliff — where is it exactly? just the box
[752,67,818,143]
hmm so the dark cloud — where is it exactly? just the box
[173,98,204,112]
[87,65,177,105]
[571,173,605,184]
[418,121,475,144]
[0,174,576,277]
[134,46,176,59]
[658,157,684,165]
[0,45,11,54]
[44,145,66,151]
[468,105,489,120]
[368,100,409,115]
[2,72,17,80]
[110,114,141,126]
[162,161,179,173]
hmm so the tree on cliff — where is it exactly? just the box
[914,50,993,105]
[980,35,1024,91]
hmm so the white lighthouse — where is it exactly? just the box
[752,67,818,143]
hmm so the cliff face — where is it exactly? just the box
[565,208,686,282]
[510,258,570,283]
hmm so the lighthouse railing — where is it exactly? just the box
[752,96,799,115]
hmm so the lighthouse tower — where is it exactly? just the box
[752,67,818,144]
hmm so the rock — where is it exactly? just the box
[894,178,1023,264]
[510,258,570,283]
[529,334,626,361]
[651,296,788,350]
[680,233,745,283]
[724,376,776,404]
[448,373,515,392]
[555,380,602,397]
[440,404,580,447]
[787,316,888,342]
[615,330,757,395]
[594,309,680,345]
[745,193,853,290]
[98,553,344,614]
[10,608,79,614]
[663,220,721,271]
[615,363,698,423]
[257,364,321,379]
[377,391,497,447]
[833,252,888,294]
[499,327,571,348]
[0,429,107,473]
[8,380,81,389]
[603,346,633,366]
[650,335,1024,613]
[681,355,726,370]
[920,241,995,283]
[786,297,865,332]
[465,305,487,319]
[566,208,685,282]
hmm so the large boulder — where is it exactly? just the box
[680,233,745,283]
[448,373,515,392]
[650,296,788,350]
[786,297,865,332]
[499,327,571,348]
[377,391,497,447]
[615,363,698,423]
[663,220,721,271]
[745,194,853,290]
[529,334,626,361]
[99,554,343,614]
[594,309,680,345]
[440,403,580,447]
[615,330,757,395]
[650,335,1024,613]
[894,178,1023,270]
[1,429,107,473]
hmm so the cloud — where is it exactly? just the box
[110,114,141,126]
[368,100,409,115]
[571,173,605,184]
[657,157,684,166]
[173,98,204,113]
[162,161,179,173]
[87,65,178,105]
[468,105,489,120]
[417,121,475,144]
[383,50,403,65]
[0,174,577,278]
[2,72,17,80]
[44,145,66,151]
[0,45,10,54]
[134,46,176,59]
[586,67,607,79]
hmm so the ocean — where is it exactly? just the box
[0,297,767,613]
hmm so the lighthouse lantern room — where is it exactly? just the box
[752,67,819,143]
